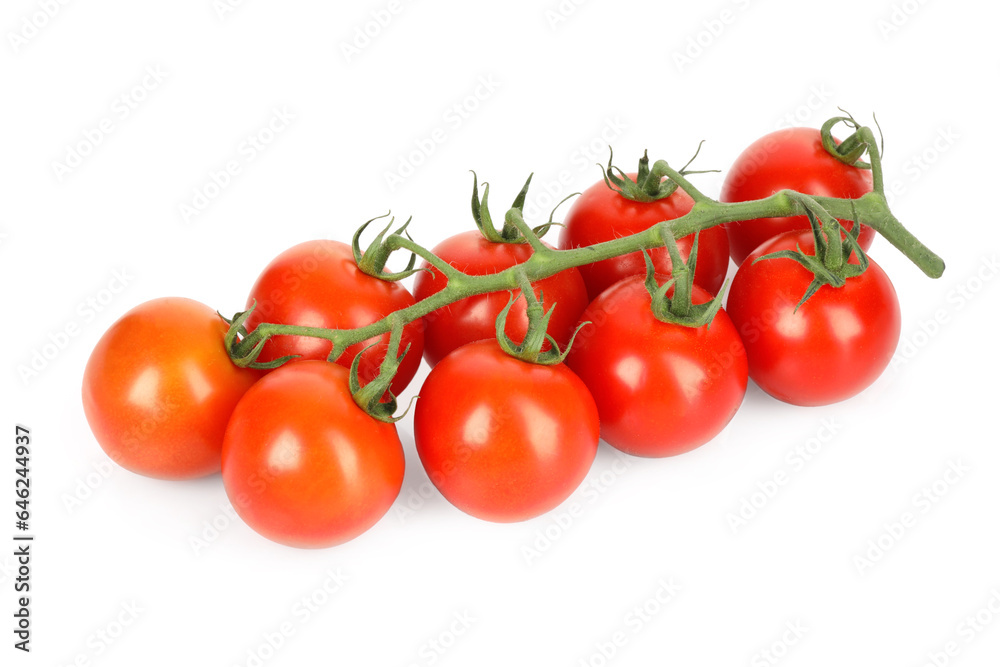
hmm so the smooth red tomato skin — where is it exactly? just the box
[414,340,599,523]
[726,230,901,406]
[567,279,748,457]
[245,240,423,395]
[222,361,404,548]
[559,178,729,300]
[82,297,262,480]
[412,231,589,367]
[721,127,875,265]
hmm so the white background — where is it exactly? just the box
[2,0,999,665]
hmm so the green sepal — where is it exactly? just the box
[470,171,502,242]
[642,233,724,329]
[494,285,583,366]
[220,302,298,369]
[820,112,873,169]
[470,171,561,244]
[531,191,579,239]
[352,213,422,282]
[753,206,870,311]
[349,322,413,423]
[600,142,716,203]
[472,171,531,243]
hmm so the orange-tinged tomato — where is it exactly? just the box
[82,297,261,480]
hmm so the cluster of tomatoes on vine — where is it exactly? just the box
[82,121,914,548]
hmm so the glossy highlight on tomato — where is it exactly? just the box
[245,239,423,395]
[726,230,901,406]
[82,297,262,480]
[412,231,589,367]
[222,361,404,548]
[567,277,748,457]
[721,127,875,265]
[560,177,730,299]
[414,340,599,522]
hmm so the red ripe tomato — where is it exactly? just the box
[559,177,730,300]
[721,127,875,265]
[726,230,901,406]
[414,340,599,522]
[222,361,404,548]
[82,297,261,480]
[245,240,423,395]
[566,278,747,457]
[411,231,589,367]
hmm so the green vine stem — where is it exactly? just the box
[229,118,944,368]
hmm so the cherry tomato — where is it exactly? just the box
[411,231,589,367]
[721,127,875,265]
[559,177,729,300]
[566,278,747,457]
[222,361,404,548]
[414,340,599,522]
[82,297,261,480]
[245,240,423,395]
[725,230,901,406]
